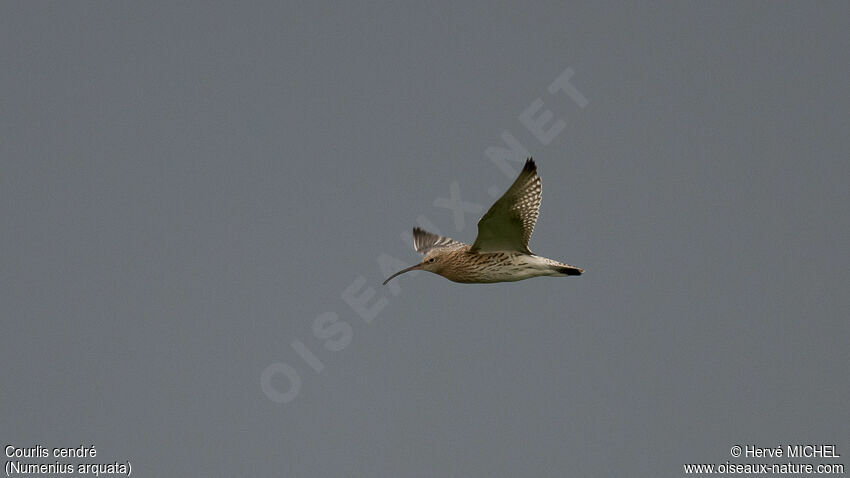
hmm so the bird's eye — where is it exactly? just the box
[427,258,435,263]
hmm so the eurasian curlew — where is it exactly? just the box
[384,158,584,285]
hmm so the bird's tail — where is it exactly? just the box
[554,265,583,276]
[534,256,584,277]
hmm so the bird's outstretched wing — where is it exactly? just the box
[471,158,542,254]
[412,227,465,254]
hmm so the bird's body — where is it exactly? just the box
[406,242,581,284]
[384,158,584,285]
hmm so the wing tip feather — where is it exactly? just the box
[524,157,536,174]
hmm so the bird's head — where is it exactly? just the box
[382,250,444,285]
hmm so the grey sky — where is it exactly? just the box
[2,2,848,476]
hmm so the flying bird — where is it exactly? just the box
[384,158,584,285]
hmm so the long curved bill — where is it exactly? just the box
[382,263,423,285]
